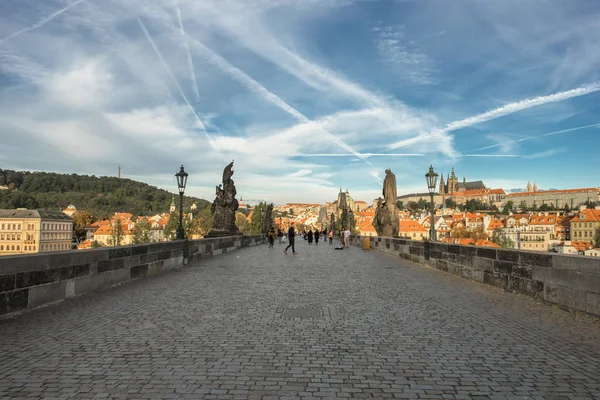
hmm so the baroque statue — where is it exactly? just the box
[262,203,274,234]
[373,169,399,237]
[339,191,349,230]
[207,162,242,237]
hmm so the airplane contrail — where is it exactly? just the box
[390,82,600,149]
[295,153,425,157]
[181,33,371,165]
[472,122,600,151]
[136,16,211,142]
[0,0,87,45]
[172,0,200,99]
[443,82,600,134]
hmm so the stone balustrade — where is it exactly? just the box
[0,236,264,317]
[354,236,600,317]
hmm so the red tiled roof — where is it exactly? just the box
[571,208,600,223]
[475,239,501,248]
[398,220,427,232]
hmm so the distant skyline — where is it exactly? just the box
[1,0,599,203]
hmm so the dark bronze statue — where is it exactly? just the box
[373,169,399,237]
[262,203,274,234]
[207,162,242,237]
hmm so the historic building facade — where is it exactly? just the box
[0,209,73,256]
[570,207,600,244]
[504,187,600,209]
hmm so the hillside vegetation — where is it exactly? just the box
[0,169,210,218]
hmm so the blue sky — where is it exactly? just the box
[1,0,599,204]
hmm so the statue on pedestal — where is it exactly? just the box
[207,162,242,237]
[339,191,349,230]
[373,169,399,237]
[330,212,335,233]
[262,203,274,234]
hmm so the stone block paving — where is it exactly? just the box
[1,239,600,399]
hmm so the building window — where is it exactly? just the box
[17,224,21,230]
[0,245,3,251]
[11,245,15,251]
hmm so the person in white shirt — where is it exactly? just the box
[343,227,351,248]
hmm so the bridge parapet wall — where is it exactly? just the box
[0,235,264,317]
[354,236,600,317]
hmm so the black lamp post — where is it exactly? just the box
[175,165,188,240]
[425,165,439,241]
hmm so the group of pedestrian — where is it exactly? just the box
[267,227,284,248]
[270,222,351,255]
[303,229,324,245]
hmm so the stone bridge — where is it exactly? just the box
[1,236,600,399]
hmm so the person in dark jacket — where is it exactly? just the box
[267,228,276,248]
[277,228,283,245]
[307,229,313,245]
[284,222,297,255]
[314,229,320,245]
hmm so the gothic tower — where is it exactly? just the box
[439,173,445,195]
[170,195,176,213]
[448,166,458,194]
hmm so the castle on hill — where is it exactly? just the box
[439,166,486,195]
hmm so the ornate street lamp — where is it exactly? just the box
[175,165,188,240]
[425,165,439,241]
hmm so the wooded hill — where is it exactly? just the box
[0,169,211,219]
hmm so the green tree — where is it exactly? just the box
[417,198,428,210]
[236,212,251,234]
[445,198,457,209]
[407,201,419,212]
[194,208,214,237]
[564,203,571,213]
[108,218,124,247]
[72,211,95,241]
[91,240,101,248]
[7,191,39,209]
[163,212,195,240]
[132,217,152,244]
[584,200,597,209]
[519,200,528,211]
[396,200,404,210]
[0,168,210,219]
[249,202,271,235]
[594,227,600,248]
[502,201,514,214]
[491,229,515,248]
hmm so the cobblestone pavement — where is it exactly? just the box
[1,239,600,400]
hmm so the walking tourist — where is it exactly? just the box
[284,222,297,255]
[328,230,333,245]
[307,229,313,245]
[314,230,320,245]
[267,228,276,248]
[343,227,351,248]
[277,228,283,245]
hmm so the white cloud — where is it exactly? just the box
[522,149,559,160]
[288,169,313,177]
[375,25,437,85]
